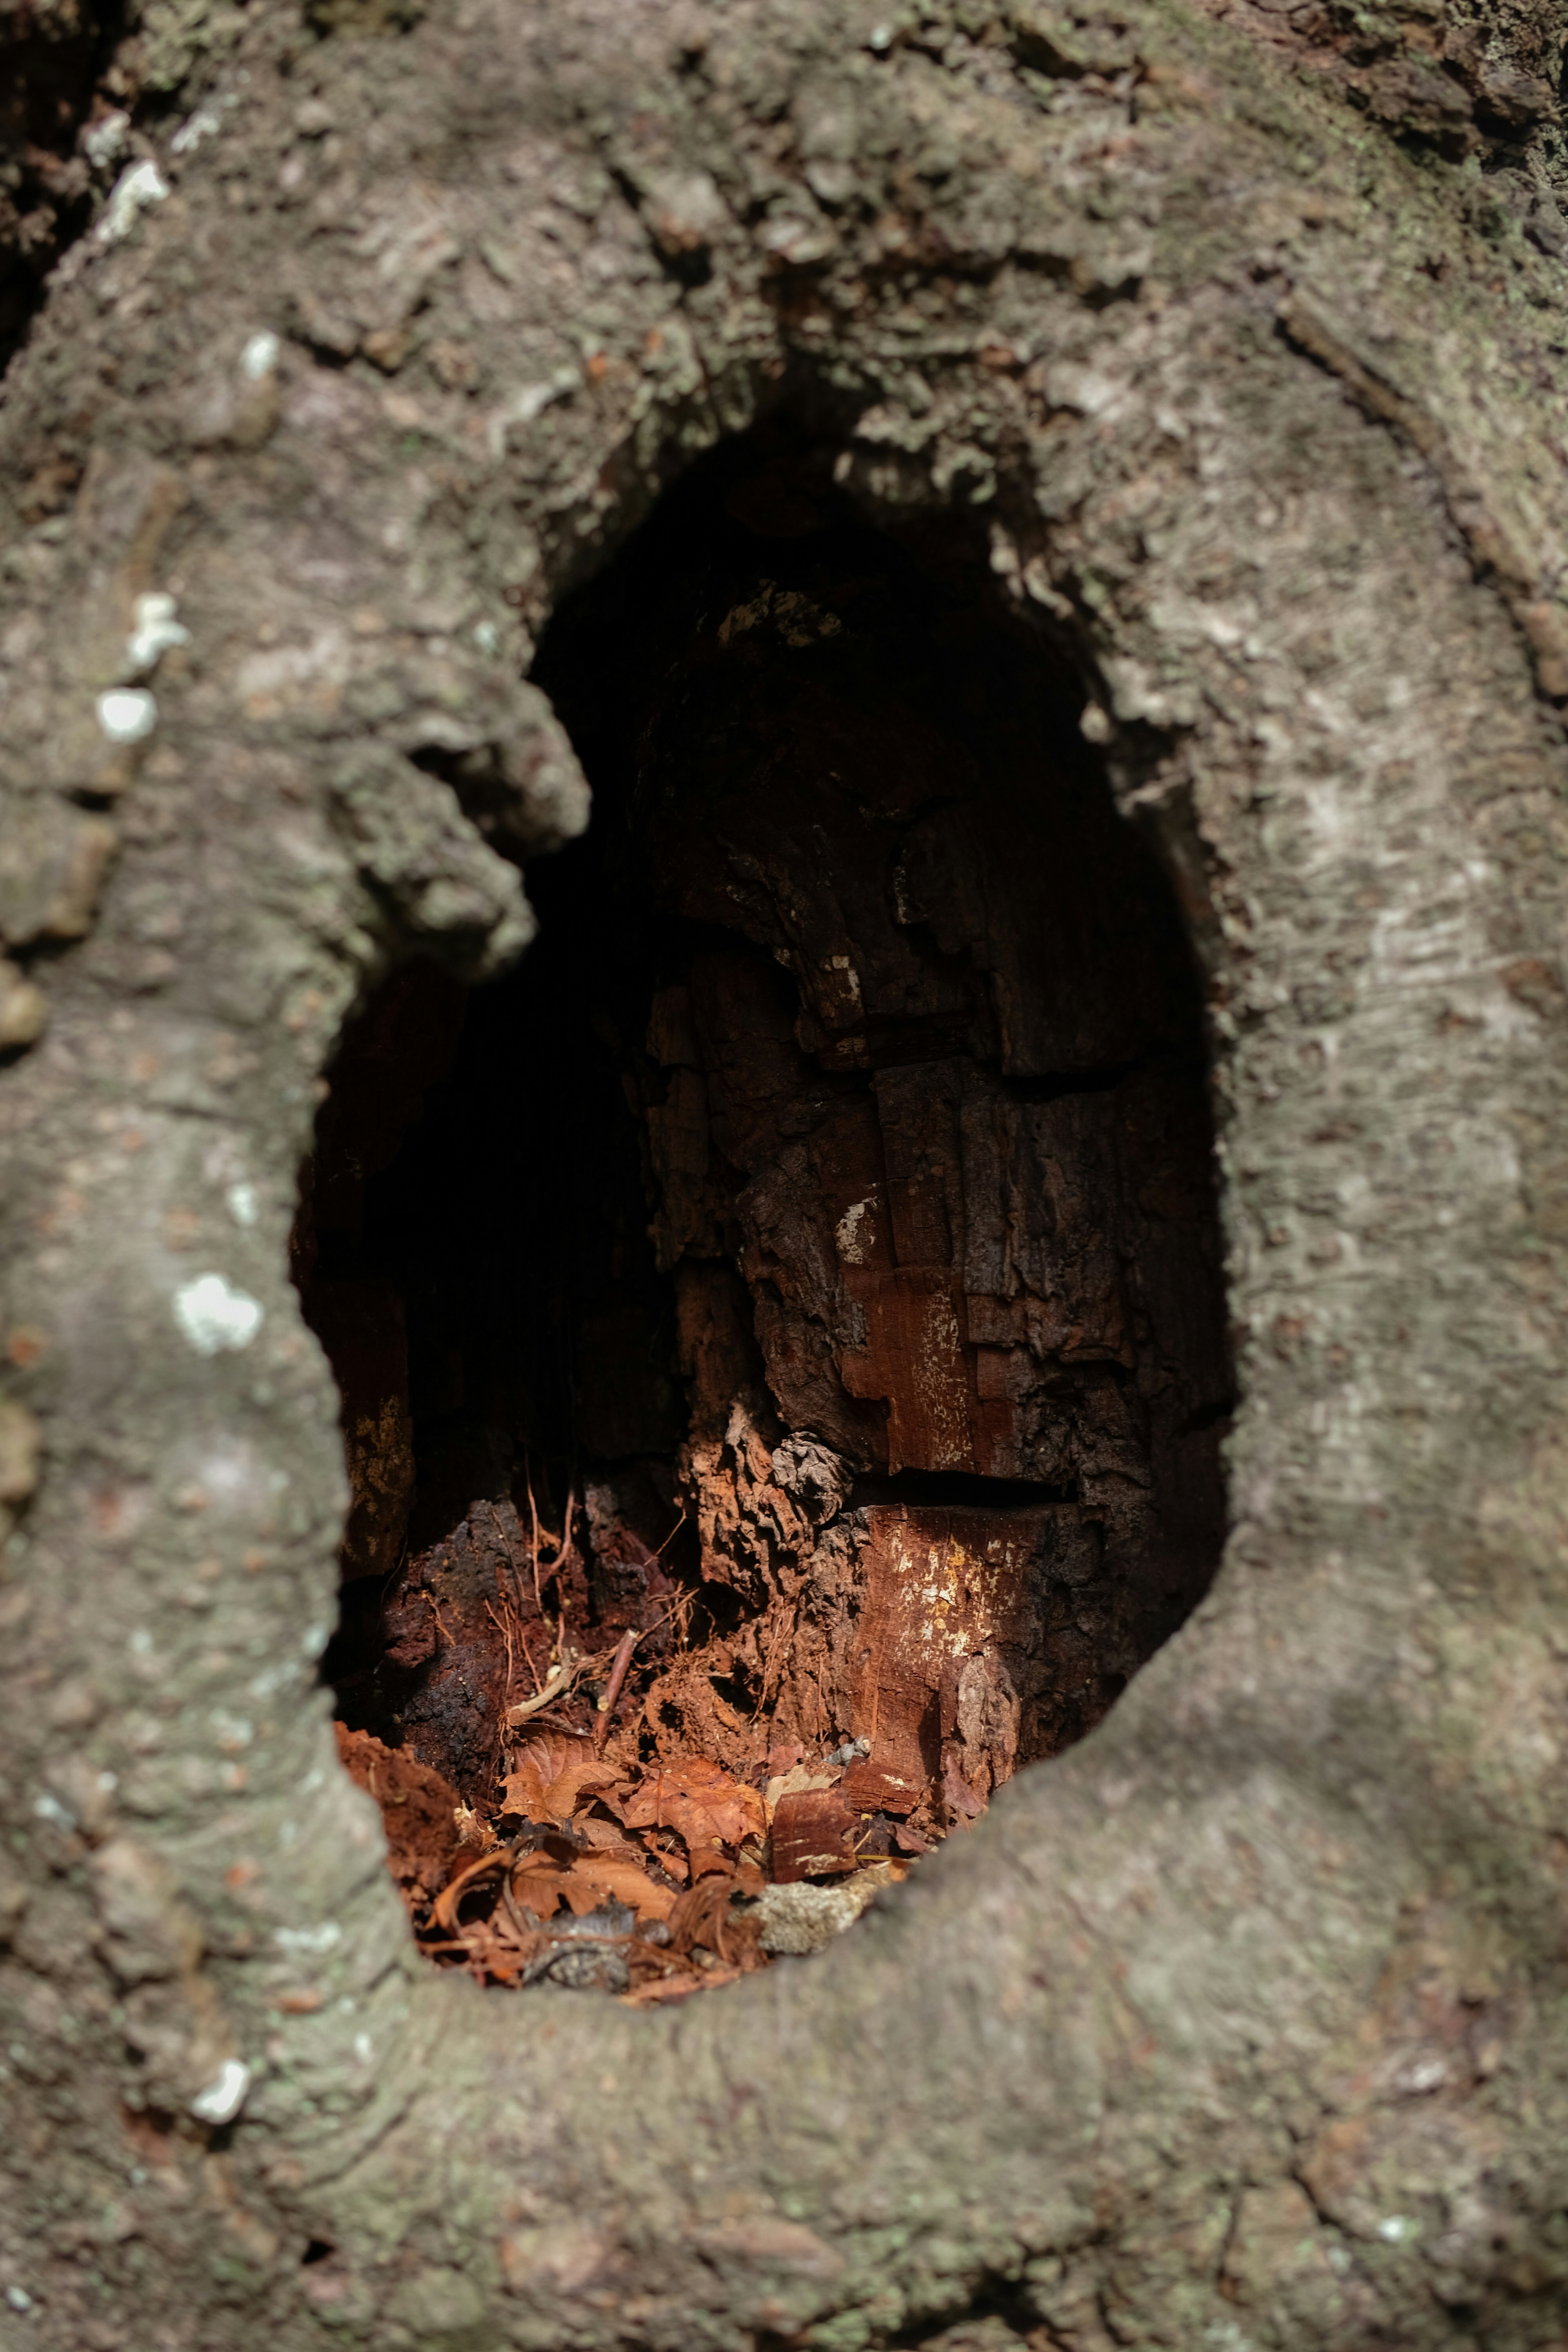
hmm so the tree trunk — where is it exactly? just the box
[4,0,1568,2344]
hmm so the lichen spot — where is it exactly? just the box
[226,1181,260,1228]
[189,2059,250,2125]
[96,687,158,744]
[125,593,189,676]
[241,331,281,381]
[835,1196,876,1265]
[174,1272,264,1356]
[98,159,168,245]
[82,111,129,171]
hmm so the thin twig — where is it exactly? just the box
[488,1499,532,1629]
[593,1628,640,1752]
[526,1472,543,1617]
[543,1481,578,1655]
[609,1590,691,1659]
[483,1598,517,1717]
[423,1588,458,1648]
[514,1619,544,1695]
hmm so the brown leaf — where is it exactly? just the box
[501,1738,618,1825]
[667,1875,766,1969]
[542,1756,623,1820]
[631,1829,688,1883]
[621,1753,766,1856]
[500,1734,579,1819]
[512,1846,676,1923]
[577,1813,639,1851]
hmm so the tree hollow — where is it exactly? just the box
[295,423,1231,1940]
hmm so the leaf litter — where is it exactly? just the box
[332,1483,962,2005]
[340,1713,914,2002]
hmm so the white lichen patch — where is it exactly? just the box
[81,111,130,172]
[486,367,582,458]
[98,160,169,245]
[170,87,241,158]
[275,1922,341,1954]
[241,331,281,381]
[249,1660,301,1699]
[174,1272,265,1356]
[226,1181,259,1227]
[125,593,190,676]
[171,107,224,156]
[835,1196,876,1265]
[189,2059,249,2125]
[758,215,839,267]
[97,687,158,744]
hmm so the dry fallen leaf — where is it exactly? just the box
[512,1846,677,1923]
[630,1828,688,1882]
[621,1753,765,1863]
[543,1756,624,1820]
[667,1874,767,1969]
[502,1738,619,1825]
[500,1734,579,1819]
[576,1813,639,1851]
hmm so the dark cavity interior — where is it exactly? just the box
[297,423,1230,1891]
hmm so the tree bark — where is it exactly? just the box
[5,0,1568,2345]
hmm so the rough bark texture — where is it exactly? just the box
[6,0,1568,2345]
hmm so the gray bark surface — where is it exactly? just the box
[4,0,1568,2344]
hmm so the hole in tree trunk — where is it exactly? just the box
[295,420,1231,1996]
